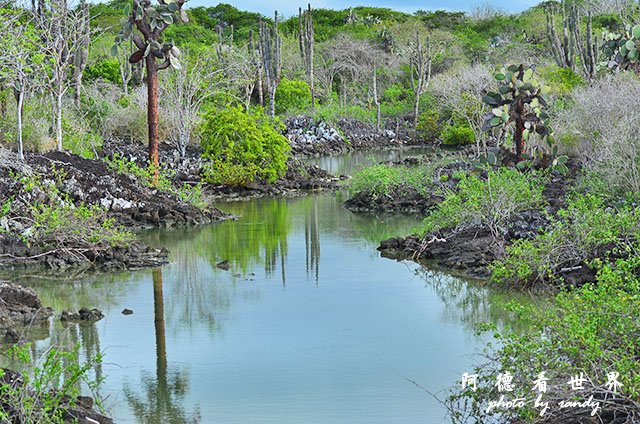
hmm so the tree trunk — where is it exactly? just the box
[515,115,525,162]
[56,89,63,152]
[16,89,24,161]
[146,54,160,184]
[373,62,380,134]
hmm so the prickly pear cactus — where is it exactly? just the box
[481,64,565,171]
[600,25,640,74]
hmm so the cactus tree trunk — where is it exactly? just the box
[515,113,525,163]
[146,54,159,183]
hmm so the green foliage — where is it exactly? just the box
[275,78,312,114]
[416,109,443,141]
[0,344,103,424]
[105,154,205,209]
[348,163,435,199]
[450,253,640,421]
[313,102,376,125]
[491,194,640,286]
[539,64,584,97]
[61,113,103,159]
[421,168,547,237]
[15,168,133,247]
[200,106,290,185]
[84,58,121,84]
[441,124,474,145]
[380,83,413,117]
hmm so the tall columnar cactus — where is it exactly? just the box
[600,24,640,74]
[299,4,315,109]
[546,0,597,80]
[482,64,558,167]
[111,0,189,184]
[259,12,282,119]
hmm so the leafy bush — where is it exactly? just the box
[448,253,640,422]
[348,163,435,199]
[490,194,640,286]
[84,57,121,85]
[4,167,133,248]
[200,106,290,185]
[421,168,547,240]
[415,109,442,141]
[275,78,312,114]
[539,64,584,97]
[442,124,474,145]
[0,344,103,424]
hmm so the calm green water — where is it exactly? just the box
[302,146,437,176]
[0,150,524,424]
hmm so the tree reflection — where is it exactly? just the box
[124,268,200,424]
[413,266,535,334]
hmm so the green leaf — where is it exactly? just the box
[167,3,178,12]
[501,112,508,123]
[490,117,502,126]
[625,40,635,51]
[523,68,533,82]
[523,129,529,141]
[516,161,527,170]
[495,73,505,80]
[634,25,640,39]
[124,3,131,16]
[482,95,499,105]
[110,44,119,56]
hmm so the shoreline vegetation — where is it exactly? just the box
[1,0,639,422]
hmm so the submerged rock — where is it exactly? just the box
[60,307,104,323]
[216,260,231,270]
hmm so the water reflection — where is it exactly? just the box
[123,268,201,424]
[1,194,527,424]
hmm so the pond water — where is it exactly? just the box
[1,150,522,424]
[301,146,438,176]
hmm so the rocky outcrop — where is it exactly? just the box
[0,281,53,331]
[284,116,409,157]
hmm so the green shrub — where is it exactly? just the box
[448,253,640,421]
[416,109,443,141]
[348,164,434,199]
[490,194,640,286]
[200,106,290,185]
[441,124,475,145]
[275,78,312,114]
[61,112,103,159]
[1,343,104,424]
[421,168,547,239]
[540,64,584,97]
[84,58,121,85]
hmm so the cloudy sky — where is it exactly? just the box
[186,0,541,19]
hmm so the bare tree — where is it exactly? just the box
[160,50,223,157]
[317,34,379,109]
[0,10,43,160]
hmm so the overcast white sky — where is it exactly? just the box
[184,0,542,19]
